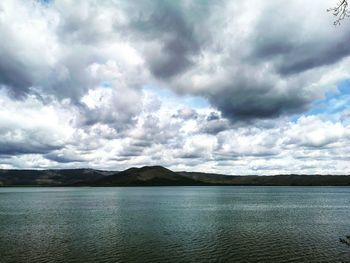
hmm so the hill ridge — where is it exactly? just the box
[1,166,350,186]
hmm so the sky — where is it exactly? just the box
[0,0,350,174]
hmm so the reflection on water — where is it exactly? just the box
[1,186,350,262]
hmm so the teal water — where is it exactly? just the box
[1,186,350,263]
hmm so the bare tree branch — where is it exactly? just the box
[339,235,350,246]
[327,0,350,25]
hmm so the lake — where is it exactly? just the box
[0,186,350,263]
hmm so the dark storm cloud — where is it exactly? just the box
[178,152,202,159]
[252,26,350,76]
[0,51,33,98]
[200,112,229,134]
[0,121,65,158]
[131,1,201,79]
[132,140,153,148]
[79,105,137,131]
[202,119,229,134]
[277,41,350,75]
[118,146,145,158]
[206,112,220,121]
[1,0,350,125]
[210,85,309,120]
[0,142,61,156]
[44,152,85,163]
[163,1,350,121]
[46,49,102,101]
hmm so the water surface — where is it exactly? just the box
[1,186,350,262]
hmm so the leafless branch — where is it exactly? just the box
[327,0,350,25]
[339,235,350,246]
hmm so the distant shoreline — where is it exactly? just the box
[2,185,350,188]
[1,165,350,187]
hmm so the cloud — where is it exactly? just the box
[284,116,346,148]
[250,1,350,76]
[45,149,86,163]
[1,84,350,174]
[1,0,350,174]
[0,0,148,104]
[2,0,349,121]
[128,0,204,79]
[0,0,57,98]
[0,91,73,156]
[172,108,198,120]
[159,0,350,120]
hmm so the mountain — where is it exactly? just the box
[179,172,350,186]
[0,166,350,186]
[0,169,113,186]
[84,166,203,186]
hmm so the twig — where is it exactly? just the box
[327,0,350,25]
[339,236,350,246]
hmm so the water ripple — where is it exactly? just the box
[1,186,350,263]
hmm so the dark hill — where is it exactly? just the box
[179,172,350,186]
[0,166,350,186]
[0,169,113,186]
[87,166,203,186]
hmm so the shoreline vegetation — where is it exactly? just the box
[1,166,350,187]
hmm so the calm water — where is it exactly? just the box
[1,187,350,263]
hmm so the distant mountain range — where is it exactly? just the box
[0,166,350,186]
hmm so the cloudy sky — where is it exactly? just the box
[0,0,350,174]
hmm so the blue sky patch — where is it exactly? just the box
[144,85,210,110]
[291,79,350,123]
